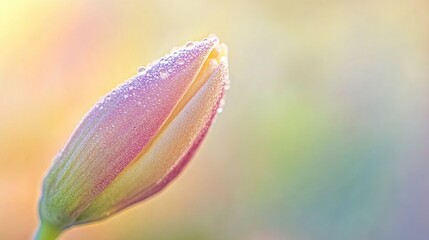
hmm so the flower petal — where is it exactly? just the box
[77,52,228,223]
[40,37,220,227]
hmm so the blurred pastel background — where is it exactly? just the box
[1,0,429,239]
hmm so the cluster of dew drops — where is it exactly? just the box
[135,40,204,78]
[88,37,229,135]
[218,72,231,114]
[135,37,230,116]
[92,39,205,111]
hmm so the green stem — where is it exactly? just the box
[34,221,63,240]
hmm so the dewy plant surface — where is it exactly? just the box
[35,35,229,240]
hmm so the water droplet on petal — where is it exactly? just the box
[207,34,219,43]
[224,79,231,90]
[217,108,223,113]
[159,69,169,79]
[137,66,146,74]
[177,58,185,65]
[220,99,226,107]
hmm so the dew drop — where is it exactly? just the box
[177,58,185,65]
[207,34,219,42]
[137,66,146,74]
[186,42,195,47]
[159,70,169,79]
[217,107,224,113]
[224,80,231,90]
[220,99,226,107]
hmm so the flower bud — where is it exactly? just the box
[36,36,229,238]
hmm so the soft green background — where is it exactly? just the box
[1,0,429,239]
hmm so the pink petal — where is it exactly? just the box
[76,56,228,223]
